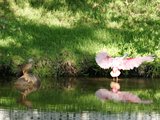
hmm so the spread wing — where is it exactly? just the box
[95,51,113,69]
[118,56,154,70]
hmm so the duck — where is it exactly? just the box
[14,59,41,108]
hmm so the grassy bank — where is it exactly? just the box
[0,0,160,78]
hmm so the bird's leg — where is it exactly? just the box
[112,77,117,82]
[21,91,33,108]
[112,77,115,81]
[21,89,30,101]
[17,93,26,105]
[22,70,26,75]
[116,77,119,82]
[22,92,26,101]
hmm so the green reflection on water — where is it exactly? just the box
[0,77,160,112]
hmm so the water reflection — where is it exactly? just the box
[0,108,160,120]
[57,77,160,91]
[0,77,160,117]
[1,77,160,91]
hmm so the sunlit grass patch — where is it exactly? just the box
[9,0,80,28]
[0,0,160,77]
[0,97,15,105]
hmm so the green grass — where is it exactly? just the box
[0,0,160,77]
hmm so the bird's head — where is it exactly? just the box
[27,58,35,67]
[28,58,34,63]
[123,53,128,58]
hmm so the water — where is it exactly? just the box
[0,108,160,120]
[0,77,160,120]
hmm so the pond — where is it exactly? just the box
[0,77,160,120]
[0,108,160,120]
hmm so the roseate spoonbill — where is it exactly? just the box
[14,59,41,108]
[95,51,154,82]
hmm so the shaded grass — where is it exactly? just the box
[0,0,160,78]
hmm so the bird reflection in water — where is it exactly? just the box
[96,81,152,104]
[14,59,41,108]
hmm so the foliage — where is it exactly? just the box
[0,0,159,77]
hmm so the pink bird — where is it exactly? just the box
[95,51,154,82]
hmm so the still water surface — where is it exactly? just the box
[0,108,160,120]
[0,77,160,120]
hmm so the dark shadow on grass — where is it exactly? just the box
[27,0,112,12]
[0,1,159,77]
[0,1,101,76]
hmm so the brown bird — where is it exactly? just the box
[21,58,34,75]
[14,59,41,108]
